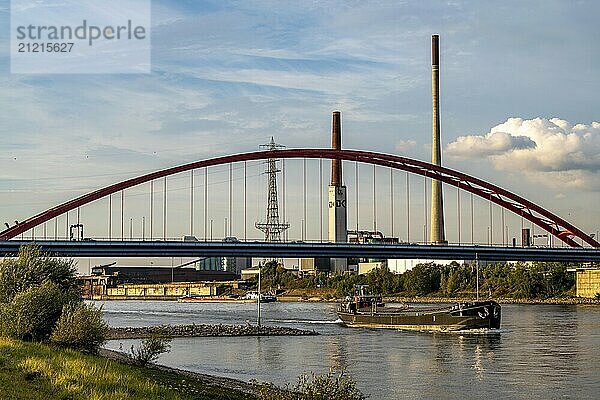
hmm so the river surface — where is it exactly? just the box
[98,300,600,399]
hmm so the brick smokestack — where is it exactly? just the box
[430,34,447,245]
[331,111,342,186]
[328,110,348,272]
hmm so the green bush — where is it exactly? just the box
[0,245,104,348]
[2,282,66,342]
[51,302,108,354]
[256,368,366,400]
[130,335,172,365]
[0,245,78,304]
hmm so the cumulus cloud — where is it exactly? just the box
[446,131,536,157]
[446,117,600,189]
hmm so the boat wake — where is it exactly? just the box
[104,309,188,317]
[272,318,343,325]
[447,328,509,335]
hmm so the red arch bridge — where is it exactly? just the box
[1,149,598,261]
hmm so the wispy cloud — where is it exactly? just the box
[395,139,417,153]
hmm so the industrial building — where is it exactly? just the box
[571,267,600,298]
[196,256,251,275]
[77,262,241,300]
[90,263,237,284]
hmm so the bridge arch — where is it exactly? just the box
[1,149,597,248]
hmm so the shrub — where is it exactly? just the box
[256,368,367,400]
[50,302,108,354]
[0,245,83,343]
[2,282,66,342]
[0,245,79,304]
[130,335,172,365]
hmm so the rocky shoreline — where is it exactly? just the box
[277,294,600,305]
[383,296,600,305]
[107,323,319,340]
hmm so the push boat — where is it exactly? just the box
[337,287,501,332]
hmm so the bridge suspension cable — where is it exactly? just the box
[1,149,597,248]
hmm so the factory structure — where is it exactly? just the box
[77,34,597,298]
[430,34,447,245]
[79,35,454,296]
[244,35,450,275]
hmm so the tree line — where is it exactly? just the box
[257,260,577,299]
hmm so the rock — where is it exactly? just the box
[107,324,319,340]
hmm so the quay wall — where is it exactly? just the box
[576,269,600,298]
[83,281,231,300]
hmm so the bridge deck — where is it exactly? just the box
[1,241,598,262]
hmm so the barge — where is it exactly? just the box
[337,287,501,332]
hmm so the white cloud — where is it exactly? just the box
[446,117,600,189]
[446,130,535,157]
[395,139,417,153]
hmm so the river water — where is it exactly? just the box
[99,300,600,399]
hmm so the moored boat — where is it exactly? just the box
[178,292,278,303]
[337,286,501,332]
[243,291,278,303]
[178,294,255,303]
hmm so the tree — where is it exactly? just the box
[442,269,460,295]
[403,263,441,295]
[0,245,79,304]
[538,262,575,298]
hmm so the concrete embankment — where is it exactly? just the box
[107,324,319,340]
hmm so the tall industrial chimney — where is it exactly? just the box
[331,111,342,186]
[430,34,447,245]
[328,111,348,271]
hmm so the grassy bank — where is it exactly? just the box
[0,337,255,400]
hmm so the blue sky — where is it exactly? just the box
[0,0,599,243]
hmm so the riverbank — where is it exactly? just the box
[87,288,600,305]
[0,337,257,400]
[383,296,600,305]
[277,289,600,305]
[107,324,319,340]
